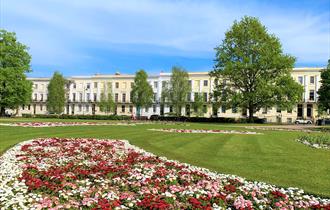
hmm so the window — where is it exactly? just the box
[122,93,126,102]
[187,93,191,102]
[153,93,157,102]
[298,76,303,84]
[34,84,38,89]
[310,76,315,84]
[130,93,133,102]
[34,94,37,101]
[94,93,97,102]
[131,82,134,88]
[121,105,125,112]
[203,93,208,102]
[221,106,226,113]
[261,107,267,114]
[94,82,98,88]
[203,80,208,86]
[86,83,90,89]
[287,118,292,124]
[72,93,76,102]
[115,82,119,88]
[203,105,207,113]
[79,105,82,112]
[232,106,237,113]
[154,81,158,89]
[309,90,315,101]
[86,105,89,112]
[115,93,119,102]
[153,105,156,113]
[188,80,192,88]
[287,108,292,114]
[129,105,133,113]
[28,105,31,110]
[40,105,43,111]
[145,107,149,112]
[73,83,76,89]
[277,106,281,113]
[40,94,43,101]
[79,93,83,102]
[86,93,90,101]
[22,105,25,110]
[169,106,173,113]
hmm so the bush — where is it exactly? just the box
[157,116,265,123]
[22,114,33,118]
[298,135,330,147]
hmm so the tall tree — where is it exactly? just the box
[163,66,191,116]
[47,71,66,114]
[210,16,303,121]
[0,29,32,116]
[131,70,153,116]
[192,93,204,117]
[98,89,115,114]
[317,59,330,114]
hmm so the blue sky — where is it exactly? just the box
[1,0,330,77]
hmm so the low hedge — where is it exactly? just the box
[21,114,130,120]
[158,116,266,123]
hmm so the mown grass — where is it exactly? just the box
[0,118,329,197]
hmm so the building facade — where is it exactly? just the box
[17,68,323,123]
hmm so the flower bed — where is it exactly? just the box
[0,122,136,127]
[297,135,330,149]
[149,128,261,135]
[1,138,329,209]
[245,126,319,133]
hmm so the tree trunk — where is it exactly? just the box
[248,106,254,122]
[0,107,5,117]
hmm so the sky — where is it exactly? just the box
[1,0,330,77]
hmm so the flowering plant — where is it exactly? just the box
[149,128,261,135]
[1,138,329,209]
[0,122,136,127]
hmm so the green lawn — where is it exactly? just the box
[0,118,329,198]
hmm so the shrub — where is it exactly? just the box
[298,135,330,147]
[20,114,130,121]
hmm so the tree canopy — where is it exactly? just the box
[317,59,330,114]
[130,70,153,116]
[98,88,115,114]
[47,71,66,114]
[0,29,32,116]
[192,93,204,117]
[210,16,303,120]
[163,66,191,116]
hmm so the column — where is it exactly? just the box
[303,75,308,102]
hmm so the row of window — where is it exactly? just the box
[297,75,316,85]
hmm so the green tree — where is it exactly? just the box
[192,93,204,117]
[98,90,115,114]
[210,16,303,121]
[131,70,153,116]
[0,29,32,116]
[317,59,330,115]
[163,66,191,116]
[47,71,66,114]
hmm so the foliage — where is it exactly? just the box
[298,135,330,148]
[47,71,66,114]
[162,66,191,116]
[21,113,130,120]
[98,89,115,114]
[0,29,32,116]
[317,59,330,114]
[192,93,204,117]
[210,16,303,120]
[131,70,153,116]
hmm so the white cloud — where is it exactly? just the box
[2,0,329,67]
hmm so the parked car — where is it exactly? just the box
[295,119,313,124]
[316,119,330,126]
[149,115,159,121]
